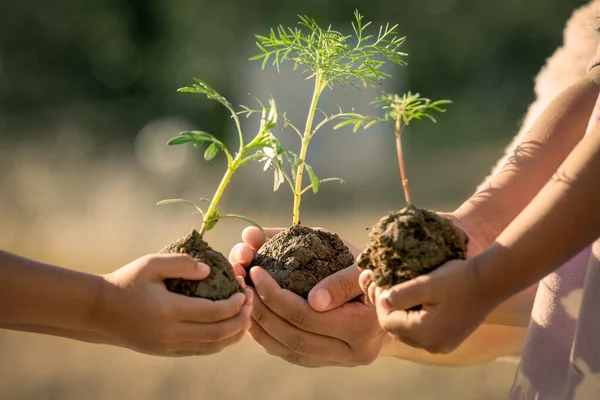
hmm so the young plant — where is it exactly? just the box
[355,92,470,292]
[339,92,452,206]
[157,78,285,300]
[251,9,407,225]
[247,11,409,298]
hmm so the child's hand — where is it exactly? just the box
[369,258,498,354]
[98,254,252,357]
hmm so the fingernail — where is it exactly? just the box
[250,268,261,286]
[378,289,390,306]
[197,262,210,275]
[233,245,243,262]
[313,289,332,311]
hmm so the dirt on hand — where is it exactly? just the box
[357,205,468,288]
[159,230,243,300]
[248,225,355,298]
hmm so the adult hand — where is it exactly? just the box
[99,253,252,357]
[229,227,388,367]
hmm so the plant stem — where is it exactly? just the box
[200,161,237,235]
[395,114,411,206]
[292,75,326,225]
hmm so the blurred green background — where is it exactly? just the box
[0,0,591,399]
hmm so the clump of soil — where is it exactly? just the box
[248,225,355,298]
[159,230,242,300]
[357,205,468,288]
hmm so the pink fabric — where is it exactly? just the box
[508,29,600,399]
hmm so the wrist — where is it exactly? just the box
[90,274,123,347]
[378,332,397,357]
[470,244,522,307]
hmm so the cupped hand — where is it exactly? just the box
[373,258,498,354]
[228,226,387,367]
[98,253,252,357]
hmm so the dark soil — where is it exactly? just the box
[159,230,243,300]
[248,225,355,298]
[357,205,468,288]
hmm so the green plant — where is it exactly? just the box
[251,10,407,225]
[157,79,284,238]
[338,92,451,206]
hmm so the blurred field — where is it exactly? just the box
[0,138,520,400]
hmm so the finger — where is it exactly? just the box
[358,269,373,295]
[143,254,210,280]
[228,243,256,267]
[250,288,352,363]
[368,283,378,305]
[244,288,254,306]
[174,330,247,357]
[241,226,283,252]
[168,291,246,323]
[232,262,247,278]
[177,304,252,342]
[375,294,425,347]
[308,265,362,312]
[247,321,339,368]
[379,276,433,312]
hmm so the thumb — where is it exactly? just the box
[241,226,282,252]
[379,276,432,312]
[144,254,211,280]
[308,265,362,312]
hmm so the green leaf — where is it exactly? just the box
[204,142,219,161]
[305,163,319,193]
[221,214,269,240]
[167,136,194,145]
[333,119,357,130]
[156,198,205,218]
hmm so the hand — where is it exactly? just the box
[229,227,387,368]
[359,211,486,305]
[372,258,499,354]
[97,253,252,357]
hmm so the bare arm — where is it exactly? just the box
[478,111,600,302]
[380,324,527,366]
[0,251,108,341]
[0,250,253,356]
[455,69,600,247]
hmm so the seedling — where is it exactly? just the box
[247,11,409,298]
[339,92,452,206]
[157,79,285,300]
[355,92,470,290]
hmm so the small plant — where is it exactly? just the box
[247,11,409,298]
[156,79,285,300]
[355,92,469,291]
[339,92,452,206]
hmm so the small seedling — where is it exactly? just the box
[355,92,469,291]
[157,79,286,300]
[247,11,409,298]
[338,92,452,206]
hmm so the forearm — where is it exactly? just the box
[478,121,600,301]
[0,250,107,339]
[0,323,111,344]
[380,324,527,366]
[455,70,600,247]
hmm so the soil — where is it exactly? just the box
[247,225,355,298]
[357,205,469,288]
[159,230,243,300]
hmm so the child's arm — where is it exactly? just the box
[0,251,252,356]
[454,68,600,250]
[374,119,600,354]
